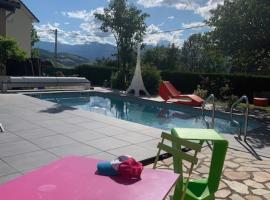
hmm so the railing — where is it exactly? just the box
[202,94,215,128]
[230,95,249,140]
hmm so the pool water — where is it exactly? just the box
[29,92,262,133]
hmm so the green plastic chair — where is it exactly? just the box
[153,132,203,200]
[171,128,229,200]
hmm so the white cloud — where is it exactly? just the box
[53,22,60,27]
[36,7,116,45]
[36,22,184,47]
[35,23,60,43]
[37,6,190,46]
[195,0,224,19]
[35,22,115,45]
[137,0,197,9]
[168,16,175,20]
[62,7,104,22]
[144,24,184,47]
[182,21,205,29]
[137,0,224,19]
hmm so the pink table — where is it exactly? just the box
[0,156,179,200]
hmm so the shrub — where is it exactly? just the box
[0,36,26,75]
[200,76,219,95]
[142,65,161,95]
[227,95,239,108]
[111,70,129,90]
[193,85,208,99]
[0,36,26,65]
[219,82,233,101]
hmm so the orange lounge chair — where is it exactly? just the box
[159,81,204,107]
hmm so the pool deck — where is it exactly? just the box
[150,146,270,200]
[0,90,270,189]
[0,93,163,181]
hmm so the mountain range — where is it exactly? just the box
[35,41,155,68]
[37,49,91,68]
[35,41,116,61]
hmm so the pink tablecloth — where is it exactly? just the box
[0,156,179,200]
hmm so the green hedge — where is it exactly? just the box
[75,65,117,86]
[44,67,75,76]
[45,65,117,86]
[45,66,270,99]
[161,71,270,99]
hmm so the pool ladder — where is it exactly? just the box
[230,95,249,141]
[201,94,215,129]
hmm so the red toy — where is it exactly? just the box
[159,81,204,107]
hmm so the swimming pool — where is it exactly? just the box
[28,92,262,133]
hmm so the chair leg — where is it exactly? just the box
[172,179,183,200]
[153,137,165,169]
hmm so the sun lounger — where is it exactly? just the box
[159,81,204,106]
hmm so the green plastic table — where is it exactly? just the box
[171,128,228,200]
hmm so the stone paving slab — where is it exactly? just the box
[0,140,41,157]
[47,143,101,157]
[83,136,131,151]
[0,160,17,177]
[16,128,58,140]
[28,134,77,149]
[147,147,270,200]
[63,130,105,142]
[0,132,22,144]
[2,150,58,173]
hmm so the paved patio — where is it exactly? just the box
[0,92,270,200]
[148,147,270,200]
[0,93,162,183]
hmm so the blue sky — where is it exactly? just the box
[23,0,223,46]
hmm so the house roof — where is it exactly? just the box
[0,0,20,12]
[19,0,39,22]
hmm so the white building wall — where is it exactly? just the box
[6,6,33,57]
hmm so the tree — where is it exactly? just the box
[207,0,270,73]
[95,0,149,83]
[0,36,26,75]
[95,57,118,68]
[181,33,228,73]
[0,36,26,64]
[166,43,181,70]
[142,45,181,71]
[142,46,169,70]
[31,26,40,58]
